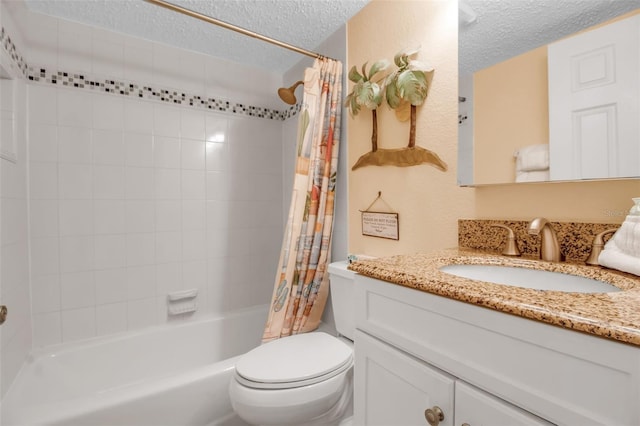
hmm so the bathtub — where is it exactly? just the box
[2,305,268,426]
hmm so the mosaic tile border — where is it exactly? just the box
[1,25,300,121]
[0,26,29,77]
[26,66,299,120]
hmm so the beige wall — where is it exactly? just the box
[347,0,475,257]
[475,180,639,223]
[347,1,638,258]
[474,46,548,184]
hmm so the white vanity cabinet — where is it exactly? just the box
[356,330,551,426]
[353,275,640,426]
[454,380,552,426]
[355,329,455,426]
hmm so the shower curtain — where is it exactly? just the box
[263,58,343,342]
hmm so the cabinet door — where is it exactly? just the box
[354,330,455,426]
[455,381,554,426]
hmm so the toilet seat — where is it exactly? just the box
[235,332,353,390]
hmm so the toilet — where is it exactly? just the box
[229,261,356,426]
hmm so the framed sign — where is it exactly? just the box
[361,211,399,240]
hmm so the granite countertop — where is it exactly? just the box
[348,248,640,346]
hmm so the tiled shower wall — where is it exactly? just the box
[28,87,284,346]
[1,0,32,398]
[1,80,31,397]
[7,4,286,349]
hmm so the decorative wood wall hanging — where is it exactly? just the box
[347,48,448,172]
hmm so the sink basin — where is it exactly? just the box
[439,264,621,293]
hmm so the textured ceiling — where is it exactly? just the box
[23,0,369,73]
[22,0,640,76]
[460,0,640,75]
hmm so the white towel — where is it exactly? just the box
[514,144,549,172]
[515,170,549,182]
[598,215,640,277]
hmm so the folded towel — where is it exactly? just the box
[515,169,549,182]
[599,215,640,277]
[514,144,549,172]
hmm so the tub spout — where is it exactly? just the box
[527,217,565,262]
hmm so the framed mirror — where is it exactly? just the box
[458,0,640,186]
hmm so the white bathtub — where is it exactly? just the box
[2,305,268,426]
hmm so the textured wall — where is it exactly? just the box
[348,0,638,259]
[474,45,548,185]
[347,0,475,257]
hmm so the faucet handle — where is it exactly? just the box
[585,228,618,266]
[491,224,521,257]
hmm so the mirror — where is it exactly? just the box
[458,0,640,186]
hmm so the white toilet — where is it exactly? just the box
[229,261,356,426]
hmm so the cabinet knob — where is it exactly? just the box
[0,305,6,325]
[424,406,444,426]
[461,424,470,426]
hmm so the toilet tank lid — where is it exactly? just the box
[328,261,356,279]
[235,332,352,385]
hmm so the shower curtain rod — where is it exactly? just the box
[144,0,334,61]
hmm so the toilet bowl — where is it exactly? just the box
[229,332,353,426]
[229,261,356,426]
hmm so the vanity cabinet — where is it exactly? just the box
[455,380,552,426]
[353,275,640,426]
[355,330,551,426]
[355,329,455,426]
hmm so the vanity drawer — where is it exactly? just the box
[355,275,640,426]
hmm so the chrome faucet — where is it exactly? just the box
[527,217,565,262]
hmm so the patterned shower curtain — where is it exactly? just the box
[263,58,343,342]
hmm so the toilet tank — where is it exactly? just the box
[328,261,356,341]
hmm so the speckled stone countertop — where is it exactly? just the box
[348,248,640,346]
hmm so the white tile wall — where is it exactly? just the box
[0,95,32,397]
[1,1,32,397]
[26,11,59,70]
[3,1,350,358]
[0,0,355,402]
[29,123,58,162]
[28,84,283,347]
[58,126,91,163]
[93,129,124,165]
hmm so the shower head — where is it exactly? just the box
[278,80,304,105]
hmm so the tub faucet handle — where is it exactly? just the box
[585,228,618,266]
[491,224,521,257]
